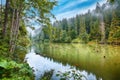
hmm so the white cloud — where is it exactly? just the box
[56,8,87,20]
[58,0,88,12]
[55,0,107,21]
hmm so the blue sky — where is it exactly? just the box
[0,0,6,5]
[52,0,107,21]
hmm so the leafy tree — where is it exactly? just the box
[0,0,56,79]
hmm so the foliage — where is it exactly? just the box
[108,6,120,44]
[79,32,89,43]
[0,0,56,79]
[72,38,81,43]
[41,70,54,80]
[0,39,9,56]
[0,58,33,80]
[56,69,87,80]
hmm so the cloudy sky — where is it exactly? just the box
[52,0,107,21]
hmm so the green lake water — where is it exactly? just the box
[26,43,120,80]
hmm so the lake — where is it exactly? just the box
[25,43,120,80]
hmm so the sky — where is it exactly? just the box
[0,0,6,5]
[52,0,107,21]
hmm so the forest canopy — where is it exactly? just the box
[34,0,120,44]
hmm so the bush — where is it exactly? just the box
[72,38,81,43]
[0,58,33,80]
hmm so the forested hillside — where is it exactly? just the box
[37,0,120,44]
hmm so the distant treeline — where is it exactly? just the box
[35,0,120,44]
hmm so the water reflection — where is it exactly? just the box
[34,43,120,80]
[25,48,99,80]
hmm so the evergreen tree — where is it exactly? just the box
[108,10,120,43]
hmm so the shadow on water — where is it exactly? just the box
[25,43,120,80]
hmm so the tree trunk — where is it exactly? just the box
[2,0,10,36]
[9,1,23,54]
[0,0,2,26]
[13,9,20,52]
[9,9,21,53]
[9,9,15,53]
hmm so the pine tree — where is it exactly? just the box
[108,10,120,43]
